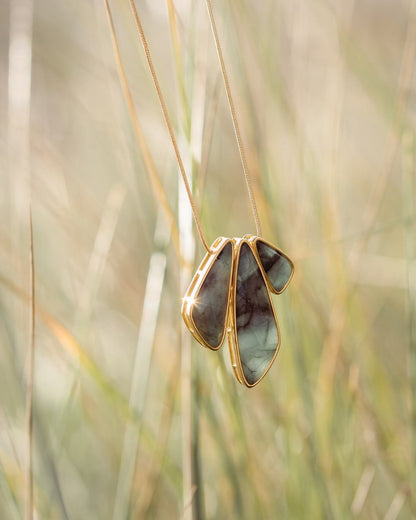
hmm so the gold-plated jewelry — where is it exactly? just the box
[128,0,211,252]
[182,236,294,387]
[107,0,295,387]
[247,235,294,295]
[204,0,262,237]
[181,237,234,350]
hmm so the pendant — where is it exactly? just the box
[181,235,294,387]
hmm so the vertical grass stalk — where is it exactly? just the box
[25,209,35,520]
[112,213,168,519]
[402,131,416,504]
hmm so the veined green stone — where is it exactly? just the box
[236,242,279,385]
[256,240,293,293]
[192,242,233,349]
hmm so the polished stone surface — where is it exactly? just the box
[192,242,233,348]
[236,242,279,385]
[256,240,293,293]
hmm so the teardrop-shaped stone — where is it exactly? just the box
[192,242,233,349]
[235,242,279,385]
[256,240,293,293]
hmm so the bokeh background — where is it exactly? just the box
[1,0,415,518]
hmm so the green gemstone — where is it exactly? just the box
[235,242,279,385]
[256,240,293,293]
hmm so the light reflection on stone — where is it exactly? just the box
[192,242,233,348]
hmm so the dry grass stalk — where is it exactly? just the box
[24,209,35,520]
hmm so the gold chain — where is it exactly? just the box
[204,0,262,237]
[128,0,210,252]
[128,0,262,248]
[104,0,186,263]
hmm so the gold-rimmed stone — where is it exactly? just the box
[182,235,292,387]
[253,238,294,294]
[181,237,234,350]
[229,239,280,387]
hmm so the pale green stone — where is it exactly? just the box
[236,242,279,385]
[256,240,292,293]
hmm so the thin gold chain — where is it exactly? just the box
[204,0,262,237]
[104,0,186,264]
[128,0,210,252]
[129,0,262,248]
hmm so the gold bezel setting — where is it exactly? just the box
[181,237,235,351]
[227,237,281,388]
[247,235,294,295]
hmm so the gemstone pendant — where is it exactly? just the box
[249,236,294,294]
[228,238,280,387]
[181,237,234,350]
[181,235,294,387]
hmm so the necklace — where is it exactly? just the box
[118,0,294,387]
[182,235,293,387]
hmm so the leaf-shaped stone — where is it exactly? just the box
[192,241,233,349]
[256,240,293,293]
[235,242,279,386]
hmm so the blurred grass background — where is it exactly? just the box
[1,0,415,518]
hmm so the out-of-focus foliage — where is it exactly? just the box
[0,0,415,518]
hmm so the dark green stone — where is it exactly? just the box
[192,242,233,348]
[236,242,279,385]
[256,240,293,293]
